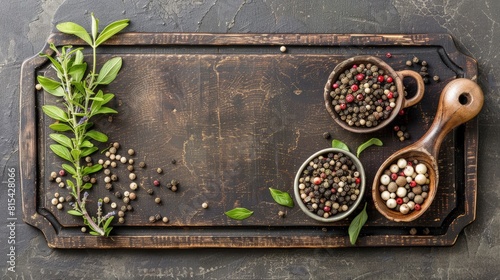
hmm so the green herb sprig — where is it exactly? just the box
[38,14,129,236]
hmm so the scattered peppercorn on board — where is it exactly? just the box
[20,33,479,248]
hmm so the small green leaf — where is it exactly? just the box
[269,188,294,208]
[74,49,84,65]
[101,93,115,105]
[95,19,129,47]
[332,139,350,152]
[71,149,81,161]
[86,130,108,142]
[91,13,99,41]
[225,207,254,220]
[56,21,92,46]
[66,179,75,189]
[83,164,103,175]
[96,57,122,85]
[37,76,64,97]
[89,231,101,236]
[356,138,383,158]
[49,133,73,149]
[82,183,93,190]
[105,227,113,237]
[348,203,368,245]
[103,216,114,230]
[50,144,73,162]
[80,146,99,157]
[80,140,94,148]
[39,53,63,74]
[62,163,76,176]
[92,106,117,115]
[43,105,69,122]
[49,123,73,132]
[69,63,87,83]
[67,209,83,217]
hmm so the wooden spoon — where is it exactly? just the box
[372,78,484,222]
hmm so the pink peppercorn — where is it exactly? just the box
[355,73,365,81]
[332,83,339,89]
[355,178,361,184]
[396,197,403,205]
[391,173,398,180]
[410,181,417,187]
[386,76,393,83]
[340,103,347,110]
[313,177,322,185]
[153,180,160,186]
[398,109,405,116]
[415,204,421,211]
[377,75,384,83]
[386,52,392,58]
[387,92,394,99]
[323,206,331,212]
[59,170,66,176]
[351,84,359,91]
[356,94,364,101]
[346,94,354,103]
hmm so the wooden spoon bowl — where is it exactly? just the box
[372,78,484,222]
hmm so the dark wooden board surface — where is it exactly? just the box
[20,33,478,248]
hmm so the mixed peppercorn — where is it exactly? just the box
[378,158,430,215]
[297,152,362,219]
[329,62,398,129]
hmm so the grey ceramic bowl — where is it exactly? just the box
[294,148,366,222]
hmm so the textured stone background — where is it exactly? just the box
[1,0,499,278]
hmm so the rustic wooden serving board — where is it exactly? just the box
[20,33,478,248]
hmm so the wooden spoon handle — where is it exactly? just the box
[420,78,484,156]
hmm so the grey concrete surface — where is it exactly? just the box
[1,0,499,279]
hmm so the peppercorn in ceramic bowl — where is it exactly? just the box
[324,55,425,133]
[294,148,366,222]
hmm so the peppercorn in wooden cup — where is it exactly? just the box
[324,55,425,133]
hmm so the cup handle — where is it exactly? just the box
[397,70,425,108]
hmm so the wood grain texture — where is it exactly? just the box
[20,33,478,248]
